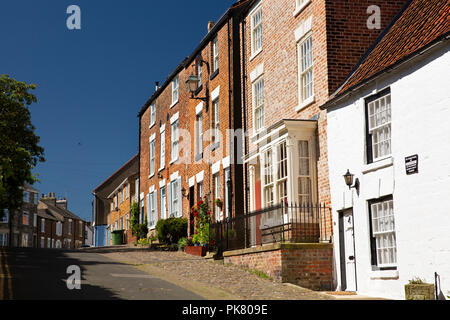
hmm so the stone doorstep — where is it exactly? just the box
[222,242,333,257]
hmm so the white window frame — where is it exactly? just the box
[253,76,265,132]
[68,219,73,235]
[262,148,274,208]
[41,218,45,233]
[276,141,288,205]
[160,186,166,220]
[171,120,179,163]
[79,221,83,237]
[298,140,312,205]
[196,112,203,155]
[22,211,30,225]
[297,33,314,108]
[370,198,397,268]
[160,130,165,169]
[294,0,312,17]
[213,37,219,72]
[197,59,203,87]
[368,93,392,162]
[150,102,156,127]
[250,4,263,57]
[149,137,156,177]
[171,76,179,107]
[212,99,220,145]
[23,191,29,203]
[57,221,62,236]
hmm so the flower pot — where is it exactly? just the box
[185,245,207,257]
[405,283,435,300]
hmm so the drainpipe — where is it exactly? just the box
[241,18,248,216]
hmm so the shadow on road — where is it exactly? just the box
[4,248,120,300]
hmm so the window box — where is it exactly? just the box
[184,245,207,257]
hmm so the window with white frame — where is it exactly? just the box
[40,237,45,248]
[126,183,129,199]
[56,222,62,236]
[197,182,203,202]
[150,102,156,127]
[298,34,314,104]
[169,179,180,218]
[41,218,45,233]
[277,141,288,205]
[148,191,157,229]
[213,37,219,72]
[253,77,264,131]
[224,168,231,219]
[160,186,166,220]
[47,237,51,248]
[171,120,179,162]
[263,149,274,207]
[68,219,72,235]
[0,233,8,246]
[149,137,156,176]
[366,89,392,163]
[1,209,8,223]
[214,174,221,221]
[196,112,203,155]
[251,5,263,55]
[298,140,312,205]
[369,197,397,268]
[171,76,179,106]
[160,130,166,169]
[197,58,203,87]
[33,213,37,227]
[34,193,38,205]
[212,99,219,145]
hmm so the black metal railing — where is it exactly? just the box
[210,203,332,253]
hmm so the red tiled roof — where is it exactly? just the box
[323,0,450,107]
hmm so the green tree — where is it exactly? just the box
[0,75,45,246]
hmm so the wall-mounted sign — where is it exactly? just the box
[405,155,419,175]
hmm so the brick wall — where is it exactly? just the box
[223,243,333,291]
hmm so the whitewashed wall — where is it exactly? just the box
[327,44,450,300]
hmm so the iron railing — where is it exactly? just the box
[210,203,332,253]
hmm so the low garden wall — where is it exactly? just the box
[223,242,333,291]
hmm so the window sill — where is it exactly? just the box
[362,157,393,174]
[169,158,179,165]
[370,269,399,280]
[293,0,312,17]
[158,166,165,172]
[149,122,156,129]
[295,95,315,112]
[170,100,178,109]
[195,153,203,162]
[249,48,262,62]
[210,69,219,81]
[148,173,155,179]
[210,142,220,152]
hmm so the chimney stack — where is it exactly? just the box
[208,21,215,33]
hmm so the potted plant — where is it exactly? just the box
[215,198,223,209]
[184,200,211,257]
[178,237,187,252]
[405,277,435,300]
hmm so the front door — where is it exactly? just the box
[339,209,357,291]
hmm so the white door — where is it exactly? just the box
[343,210,357,291]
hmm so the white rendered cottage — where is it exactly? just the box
[320,0,450,300]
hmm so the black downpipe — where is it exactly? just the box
[241,18,248,216]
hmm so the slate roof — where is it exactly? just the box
[321,0,450,109]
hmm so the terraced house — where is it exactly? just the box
[93,154,139,246]
[138,0,251,236]
[214,0,409,290]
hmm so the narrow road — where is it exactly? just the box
[0,247,204,300]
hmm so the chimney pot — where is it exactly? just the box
[208,21,215,32]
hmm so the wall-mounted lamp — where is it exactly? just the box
[181,187,189,199]
[343,169,360,195]
[186,75,208,102]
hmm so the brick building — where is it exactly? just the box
[0,184,39,247]
[93,154,139,245]
[138,1,251,236]
[38,193,87,249]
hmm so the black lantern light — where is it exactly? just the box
[343,169,360,195]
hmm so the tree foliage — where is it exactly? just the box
[0,75,45,218]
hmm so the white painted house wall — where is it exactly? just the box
[327,44,450,300]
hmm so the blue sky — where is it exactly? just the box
[0,0,235,221]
